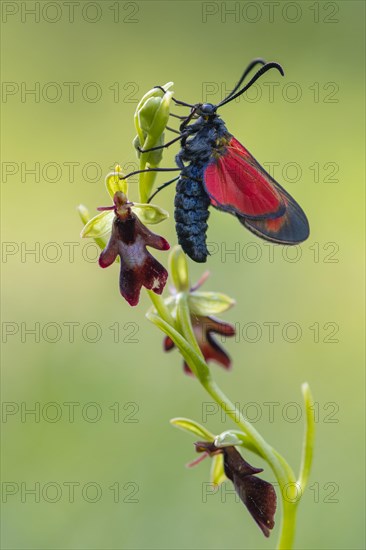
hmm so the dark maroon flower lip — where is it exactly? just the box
[164,314,235,375]
[99,192,169,306]
[194,442,277,538]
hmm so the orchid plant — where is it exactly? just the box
[78,83,315,549]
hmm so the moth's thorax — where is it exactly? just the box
[212,135,231,158]
[181,116,231,165]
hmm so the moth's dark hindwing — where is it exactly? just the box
[174,165,210,263]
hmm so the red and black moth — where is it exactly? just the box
[129,58,310,263]
[193,441,277,537]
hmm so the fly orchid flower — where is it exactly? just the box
[193,441,277,538]
[164,315,235,375]
[80,166,170,306]
[160,246,236,374]
[98,191,169,306]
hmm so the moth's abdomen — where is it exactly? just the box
[174,173,210,263]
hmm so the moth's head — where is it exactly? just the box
[196,103,217,117]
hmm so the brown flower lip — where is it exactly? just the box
[194,441,277,538]
[164,314,235,375]
[99,192,169,306]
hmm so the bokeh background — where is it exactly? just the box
[1,1,365,548]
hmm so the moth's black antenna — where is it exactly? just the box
[222,58,266,103]
[147,177,179,203]
[119,167,180,180]
[154,85,195,108]
[217,62,284,108]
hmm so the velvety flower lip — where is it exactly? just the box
[99,191,170,306]
[164,314,235,375]
[194,441,277,538]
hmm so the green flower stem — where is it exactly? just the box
[146,311,210,383]
[202,377,299,549]
[176,292,205,360]
[133,84,313,547]
[138,155,148,204]
[138,144,159,204]
[146,291,175,328]
[277,498,298,549]
[147,289,303,549]
[276,385,315,549]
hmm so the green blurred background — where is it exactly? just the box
[1,1,365,548]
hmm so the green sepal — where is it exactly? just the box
[132,202,169,225]
[80,210,114,239]
[189,291,236,316]
[170,417,215,441]
[77,204,108,250]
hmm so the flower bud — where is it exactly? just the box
[134,82,174,165]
